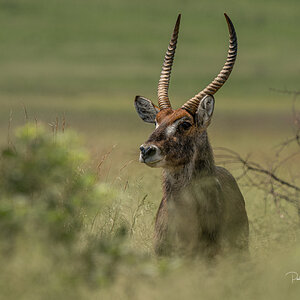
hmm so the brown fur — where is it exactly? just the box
[135,14,246,257]
[142,109,249,257]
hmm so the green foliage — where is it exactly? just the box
[0,124,132,297]
[0,124,93,245]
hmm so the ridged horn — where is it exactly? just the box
[157,14,181,110]
[182,13,238,114]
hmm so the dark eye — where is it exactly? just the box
[180,122,192,130]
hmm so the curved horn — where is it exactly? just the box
[182,13,238,114]
[157,14,181,110]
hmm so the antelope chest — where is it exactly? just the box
[167,176,224,243]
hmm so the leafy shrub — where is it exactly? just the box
[0,123,130,297]
[0,124,97,245]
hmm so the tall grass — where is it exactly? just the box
[0,123,299,299]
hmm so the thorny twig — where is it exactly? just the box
[215,147,300,193]
[215,89,300,215]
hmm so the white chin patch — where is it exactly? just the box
[139,153,165,168]
[145,159,165,168]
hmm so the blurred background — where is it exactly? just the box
[0,1,299,298]
[0,0,299,158]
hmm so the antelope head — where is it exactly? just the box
[135,14,237,169]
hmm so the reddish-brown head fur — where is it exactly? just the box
[134,13,237,170]
[135,95,214,169]
[146,108,195,168]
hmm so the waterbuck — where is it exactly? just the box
[134,14,249,257]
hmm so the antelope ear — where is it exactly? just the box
[134,96,159,124]
[195,95,215,128]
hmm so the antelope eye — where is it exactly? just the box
[180,121,192,130]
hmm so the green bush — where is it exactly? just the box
[0,124,97,245]
[0,123,130,297]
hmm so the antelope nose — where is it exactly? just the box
[139,145,157,160]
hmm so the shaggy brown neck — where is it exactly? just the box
[162,131,215,196]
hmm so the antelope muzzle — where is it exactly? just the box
[139,144,163,167]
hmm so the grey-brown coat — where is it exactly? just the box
[134,14,249,257]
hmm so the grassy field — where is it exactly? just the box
[0,0,299,299]
[0,0,299,98]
